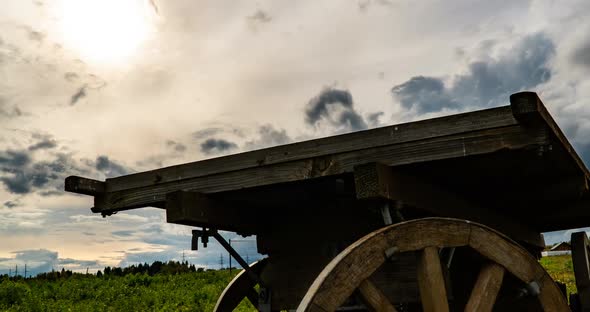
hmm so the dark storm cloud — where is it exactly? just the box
[166,140,186,152]
[391,33,555,114]
[368,111,384,127]
[28,138,57,151]
[200,138,238,155]
[305,88,368,131]
[0,146,94,195]
[244,125,291,150]
[95,156,130,178]
[70,86,87,105]
[572,40,590,69]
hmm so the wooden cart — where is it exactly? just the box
[66,92,590,311]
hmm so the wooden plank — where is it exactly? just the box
[464,263,505,312]
[102,106,518,192]
[353,163,545,247]
[64,176,105,196]
[416,246,449,312]
[92,124,548,213]
[358,279,398,312]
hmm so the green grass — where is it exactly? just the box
[0,270,256,312]
[0,256,577,311]
[540,254,577,298]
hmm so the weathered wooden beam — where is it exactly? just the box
[101,106,518,193]
[90,124,548,212]
[165,191,257,233]
[64,176,105,196]
[511,91,590,180]
[353,163,545,247]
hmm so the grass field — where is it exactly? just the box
[0,255,577,311]
[541,254,577,299]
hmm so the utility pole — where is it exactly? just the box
[182,250,185,263]
[15,265,17,277]
[24,264,27,279]
[219,254,224,269]
[227,239,255,274]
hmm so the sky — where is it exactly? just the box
[1,0,590,277]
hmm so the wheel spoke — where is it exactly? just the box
[358,279,398,312]
[464,262,505,312]
[417,246,449,312]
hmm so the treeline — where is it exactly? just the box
[0,260,206,282]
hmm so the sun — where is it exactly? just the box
[56,0,155,64]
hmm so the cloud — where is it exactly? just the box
[95,156,130,178]
[193,128,224,140]
[0,249,102,276]
[64,72,79,82]
[166,140,186,152]
[28,138,57,151]
[358,0,394,12]
[247,10,272,23]
[4,201,19,208]
[70,85,87,105]
[200,138,238,155]
[0,146,94,195]
[572,40,590,70]
[244,125,291,150]
[112,230,136,237]
[0,97,23,119]
[367,111,384,127]
[391,33,555,114]
[305,88,368,131]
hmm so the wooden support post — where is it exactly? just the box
[416,246,449,312]
[464,263,505,312]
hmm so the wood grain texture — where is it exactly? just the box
[358,279,398,312]
[105,106,518,192]
[416,247,449,312]
[64,176,105,195]
[464,263,505,312]
[297,218,570,312]
[93,124,547,213]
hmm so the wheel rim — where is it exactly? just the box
[297,218,569,312]
[213,259,267,312]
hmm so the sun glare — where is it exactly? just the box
[57,0,154,64]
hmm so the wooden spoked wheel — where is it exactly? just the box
[572,231,590,311]
[297,218,569,312]
[213,259,267,312]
